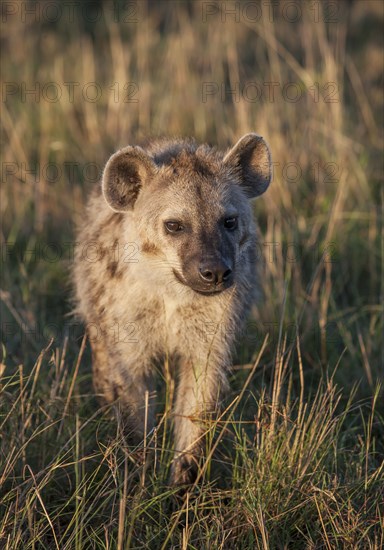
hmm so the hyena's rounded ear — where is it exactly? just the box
[223,133,272,198]
[102,146,156,212]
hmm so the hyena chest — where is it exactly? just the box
[162,294,227,356]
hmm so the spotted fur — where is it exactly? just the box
[73,134,271,486]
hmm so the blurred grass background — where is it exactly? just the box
[0,1,383,548]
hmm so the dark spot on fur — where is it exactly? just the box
[91,284,105,306]
[98,306,106,317]
[133,308,158,323]
[99,247,107,260]
[107,261,122,278]
[141,241,159,255]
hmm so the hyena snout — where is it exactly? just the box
[199,259,233,286]
[180,247,235,293]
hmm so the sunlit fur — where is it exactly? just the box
[73,134,271,485]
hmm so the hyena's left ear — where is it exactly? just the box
[223,133,272,198]
[102,146,156,212]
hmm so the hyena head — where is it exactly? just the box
[102,134,271,295]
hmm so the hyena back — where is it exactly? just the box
[74,133,271,485]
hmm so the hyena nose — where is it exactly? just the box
[199,262,232,285]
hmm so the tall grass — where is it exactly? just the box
[1,0,383,547]
[0,334,382,547]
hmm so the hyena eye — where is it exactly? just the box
[165,221,184,233]
[224,217,238,230]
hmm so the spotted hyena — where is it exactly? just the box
[73,133,271,485]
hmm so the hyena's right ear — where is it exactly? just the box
[102,146,156,212]
[223,133,272,198]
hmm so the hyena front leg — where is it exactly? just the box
[90,338,156,442]
[170,354,227,486]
